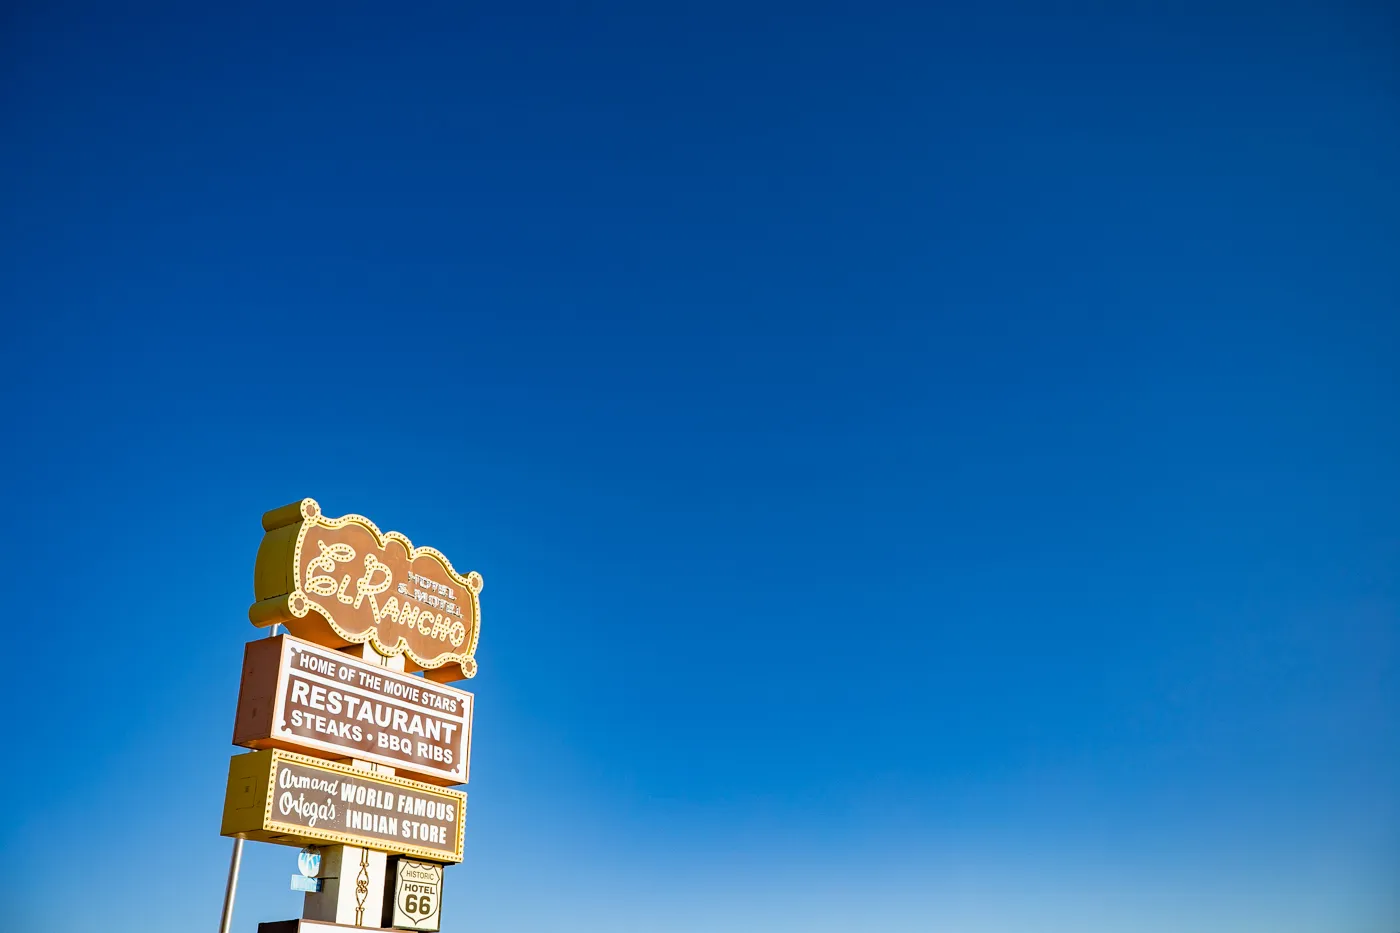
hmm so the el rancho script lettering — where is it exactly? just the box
[304,541,468,648]
[250,498,483,679]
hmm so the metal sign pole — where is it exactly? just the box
[219,623,279,933]
[218,836,244,933]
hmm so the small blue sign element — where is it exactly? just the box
[290,875,323,893]
[297,847,322,878]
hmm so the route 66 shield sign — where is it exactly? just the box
[389,859,444,931]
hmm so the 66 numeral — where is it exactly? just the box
[404,893,434,916]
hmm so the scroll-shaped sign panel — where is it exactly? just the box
[221,749,466,863]
[233,634,474,786]
[250,499,482,682]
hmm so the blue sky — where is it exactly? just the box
[1,2,1396,931]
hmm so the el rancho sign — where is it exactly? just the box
[249,499,482,681]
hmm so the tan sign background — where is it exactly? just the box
[221,749,466,862]
[233,634,474,786]
[249,499,482,681]
[389,860,444,931]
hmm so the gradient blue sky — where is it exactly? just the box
[1,2,1397,931]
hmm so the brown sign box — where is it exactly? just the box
[234,634,474,786]
[222,749,466,863]
[249,499,482,681]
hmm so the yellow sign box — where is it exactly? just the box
[221,749,466,863]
